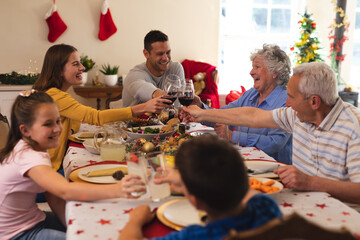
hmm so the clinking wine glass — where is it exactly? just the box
[162,74,181,107]
[178,80,195,129]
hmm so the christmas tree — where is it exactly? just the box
[290,11,324,65]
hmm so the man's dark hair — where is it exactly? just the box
[175,135,249,211]
[144,30,168,52]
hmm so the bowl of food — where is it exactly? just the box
[82,139,101,155]
[121,125,177,141]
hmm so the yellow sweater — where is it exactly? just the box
[46,88,133,171]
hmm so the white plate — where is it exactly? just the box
[245,160,286,178]
[249,177,283,194]
[163,199,203,227]
[122,125,176,141]
[78,164,127,184]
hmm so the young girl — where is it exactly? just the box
[0,90,145,240]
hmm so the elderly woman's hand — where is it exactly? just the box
[214,124,232,142]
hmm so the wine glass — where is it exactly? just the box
[162,74,181,120]
[162,74,181,106]
[178,80,195,129]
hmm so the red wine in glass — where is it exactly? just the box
[178,91,194,106]
[162,91,177,105]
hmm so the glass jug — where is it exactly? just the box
[94,121,126,162]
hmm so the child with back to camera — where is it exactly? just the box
[119,134,282,240]
[0,90,146,240]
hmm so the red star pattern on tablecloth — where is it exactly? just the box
[75,203,82,207]
[306,213,314,217]
[88,160,98,164]
[98,219,111,225]
[68,219,74,225]
[76,230,84,235]
[281,202,293,207]
[243,153,251,156]
[65,161,71,169]
[123,208,133,214]
[342,211,350,216]
[316,203,326,209]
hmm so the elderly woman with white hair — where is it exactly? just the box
[197,44,292,164]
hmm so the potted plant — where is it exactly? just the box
[100,64,119,86]
[80,55,96,86]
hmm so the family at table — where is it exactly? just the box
[1,28,360,240]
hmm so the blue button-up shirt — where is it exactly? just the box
[204,86,292,164]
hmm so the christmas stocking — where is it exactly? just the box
[98,0,117,41]
[44,3,67,43]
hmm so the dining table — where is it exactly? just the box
[64,123,360,240]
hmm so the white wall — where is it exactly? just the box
[0,0,220,108]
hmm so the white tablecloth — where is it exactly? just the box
[64,123,360,239]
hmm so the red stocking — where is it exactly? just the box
[98,0,117,41]
[44,3,67,43]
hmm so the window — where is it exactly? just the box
[219,0,305,94]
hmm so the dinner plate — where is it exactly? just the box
[122,125,176,141]
[162,198,203,227]
[156,200,183,231]
[78,164,127,184]
[245,160,286,178]
[249,177,283,194]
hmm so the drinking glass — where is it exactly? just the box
[178,80,195,129]
[126,152,147,197]
[162,74,181,107]
[144,151,171,202]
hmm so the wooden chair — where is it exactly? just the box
[223,213,357,240]
[0,113,9,150]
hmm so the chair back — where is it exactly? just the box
[181,59,220,108]
[223,213,357,240]
[0,113,10,151]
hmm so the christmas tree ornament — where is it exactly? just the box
[44,0,67,43]
[98,0,117,41]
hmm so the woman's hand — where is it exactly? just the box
[214,124,232,142]
[131,96,171,115]
[144,97,171,113]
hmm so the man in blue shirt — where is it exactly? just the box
[119,135,282,240]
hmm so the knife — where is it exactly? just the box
[247,164,280,175]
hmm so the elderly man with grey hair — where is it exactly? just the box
[183,62,360,205]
